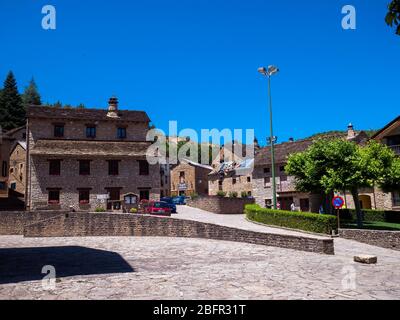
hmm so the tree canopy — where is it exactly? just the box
[22,78,41,106]
[0,71,25,130]
[286,139,400,227]
[386,0,400,35]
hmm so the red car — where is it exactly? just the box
[143,201,172,216]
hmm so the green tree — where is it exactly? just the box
[386,0,400,35]
[0,71,25,130]
[22,78,41,106]
[286,139,400,227]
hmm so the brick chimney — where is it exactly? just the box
[347,123,356,140]
[107,96,119,118]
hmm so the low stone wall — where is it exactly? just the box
[23,212,334,254]
[0,212,24,235]
[188,196,255,214]
[339,229,400,251]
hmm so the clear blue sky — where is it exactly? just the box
[0,0,398,145]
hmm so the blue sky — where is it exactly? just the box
[0,0,398,145]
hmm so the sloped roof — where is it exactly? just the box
[371,115,400,140]
[30,139,151,158]
[27,106,151,123]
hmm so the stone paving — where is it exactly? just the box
[0,206,399,300]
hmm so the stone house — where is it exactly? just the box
[0,126,26,200]
[26,97,160,212]
[253,124,369,212]
[160,163,171,198]
[9,141,26,195]
[170,158,212,196]
[342,115,400,211]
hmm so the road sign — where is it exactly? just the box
[332,196,345,209]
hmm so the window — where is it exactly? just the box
[139,190,149,201]
[265,199,272,208]
[107,188,121,201]
[247,191,252,197]
[9,167,14,174]
[79,160,91,175]
[264,167,270,174]
[86,126,96,138]
[218,180,223,186]
[280,175,288,182]
[108,160,119,175]
[11,182,16,190]
[124,194,137,205]
[393,191,400,207]
[247,176,251,183]
[49,160,61,175]
[232,178,237,185]
[179,171,185,178]
[139,160,149,175]
[0,182,6,190]
[48,190,60,204]
[117,127,127,139]
[54,124,64,137]
[2,161,7,177]
[264,177,270,186]
[79,189,90,204]
[279,165,286,172]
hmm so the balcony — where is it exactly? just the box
[389,144,400,155]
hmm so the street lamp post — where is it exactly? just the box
[258,66,279,210]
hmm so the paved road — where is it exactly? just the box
[0,206,399,300]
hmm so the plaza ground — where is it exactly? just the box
[0,206,400,300]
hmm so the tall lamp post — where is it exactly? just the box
[258,66,279,209]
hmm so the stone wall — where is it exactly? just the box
[339,229,400,251]
[188,196,255,214]
[208,174,253,197]
[22,212,334,254]
[0,211,334,254]
[8,143,26,195]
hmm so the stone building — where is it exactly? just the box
[160,163,171,198]
[9,141,26,195]
[341,115,400,211]
[170,158,212,196]
[0,126,26,200]
[252,124,369,212]
[26,97,160,212]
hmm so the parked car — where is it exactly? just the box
[160,197,177,213]
[144,201,172,216]
[172,196,186,205]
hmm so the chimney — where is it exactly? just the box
[107,96,119,118]
[347,123,356,140]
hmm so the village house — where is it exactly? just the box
[341,115,400,211]
[170,158,212,196]
[25,97,161,212]
[208,140,258,197]
[252,124,369,212]
[0,126,26,202]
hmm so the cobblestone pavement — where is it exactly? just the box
[0,206,399,300]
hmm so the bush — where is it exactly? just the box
[130,208,138,214]
[228,191,238,198]
[95,207,106,213]
[241,191,248,198]
[245,204,337,235]
[189,192,199,200]
[216,191,227,197]
[339,209,400,223]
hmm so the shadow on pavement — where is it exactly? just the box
[0,246,134,285]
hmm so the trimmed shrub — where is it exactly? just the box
[130,208,138,214]
[245,204,337,235]
[339,209,400,223]
[216,191,227,197]
[241,191,248,198]
[95,207,106,213]
[228,191,238,198]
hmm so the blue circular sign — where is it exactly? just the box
[332,196,344,209]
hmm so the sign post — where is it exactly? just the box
[332,196,345,235]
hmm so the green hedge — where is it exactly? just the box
[245,204,337,235]
[339,209,400,223]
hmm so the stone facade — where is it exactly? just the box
[8,142,26,195]
[0,135,11,198]
[170,160,212,196]
[26,97,160,212]
[188,196,255,214]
